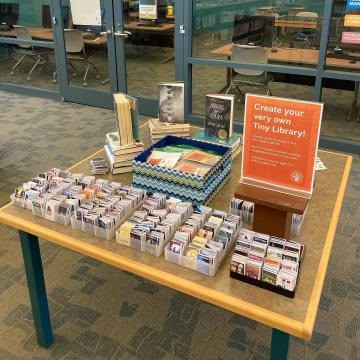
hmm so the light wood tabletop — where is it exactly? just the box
[0,27,107,45]
[124,21,175,32]
[211,44,360,70]
[0,125,352,341]
[274,19,318,29]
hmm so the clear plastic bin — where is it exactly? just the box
[95,226,116,241]
[142,239,166,257]
[11,194,32,210]
[54,213,70,226]
[70,216,82,231]
[164,229,238,277]
[82,221,95,235]
[32,204,45,218]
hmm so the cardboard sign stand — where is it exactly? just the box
[234,182,308,239]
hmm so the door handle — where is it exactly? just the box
[114,30,132,38]
[100,29,113,36]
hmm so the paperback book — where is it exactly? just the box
[113,93,140,146]
[205,94,235,139]
[158,82,185,124]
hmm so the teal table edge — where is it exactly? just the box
[18,229,291,358]
[19,230,53,348]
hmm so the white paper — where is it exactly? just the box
[70,0,102,26]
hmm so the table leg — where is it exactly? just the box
[19,230,53,348]
[348,81,359,121]
[219,55,232,93]
[270,329,290,360]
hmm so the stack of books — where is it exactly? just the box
[104,132,144,174]
[192,130,242,159]
[149,119,191,142]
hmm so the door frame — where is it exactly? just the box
[52,0,185,115]
[52,0,118,108]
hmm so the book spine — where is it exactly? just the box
[104,144,115,167]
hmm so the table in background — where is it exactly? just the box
[0,27,107,46]
[211,44,360,121]
[0,125,352,360]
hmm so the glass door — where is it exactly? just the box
[53,0,183,115]
[113,0,179,115]
[53,0,118,108]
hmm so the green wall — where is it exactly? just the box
[1,0,50,27]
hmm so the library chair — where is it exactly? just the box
[53,29,100,87]
[225,44,273,100]
[293,11,319,48]
[287,7,306,17]
[10,25,51,81]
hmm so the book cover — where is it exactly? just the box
[158,82,184,124]
[205,94,235,139]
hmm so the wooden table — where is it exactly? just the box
[211,44,360,120]
[0,27,107,45]
[0,125,352,360]
[211,44,360,70]
[274,18,318,29]
[124,21,175,32]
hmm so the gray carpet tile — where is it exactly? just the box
[0,90,359,359]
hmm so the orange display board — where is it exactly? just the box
[241,94,323,198]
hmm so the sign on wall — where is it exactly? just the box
[241,94,323,198]
[346,0,360,10]
[344,14,360,27]
[342,31,360,44]
[70,0,102,26]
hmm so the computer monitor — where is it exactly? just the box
[42,5,52,29]
[0,3,19,28]
[75,8,105,35]
[139,0,166,22]
[42,5,71,29]
[232,15,274,48]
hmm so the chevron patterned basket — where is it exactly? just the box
[132,135,232,205]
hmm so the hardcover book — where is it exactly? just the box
[205,94,235,139]
[105,133,144,156]
[158,82,185,124]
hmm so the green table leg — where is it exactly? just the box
[270,329,290,360]
[19,230,53,348]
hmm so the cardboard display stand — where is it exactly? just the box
[239,94,322,239]
[234,183,308,239]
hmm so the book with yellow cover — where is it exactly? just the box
[113,93,140,146]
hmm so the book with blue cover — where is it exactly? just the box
[193,130,241,150]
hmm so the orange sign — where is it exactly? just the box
[241,94,323,198]
[344,14,360,27]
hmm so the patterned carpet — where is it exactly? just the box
[0,90,359,360]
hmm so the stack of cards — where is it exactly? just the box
[230,198,254,223]
[230,229,304,294]
[166,209,241,276]
[72,181,146,239]
[11,168,86,215]
[116,193,194,257]
[10,169,146,240]
[90,157,109,175]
